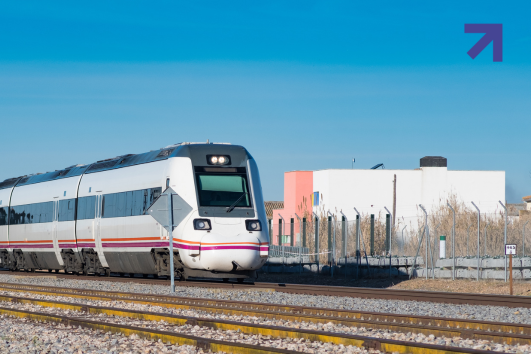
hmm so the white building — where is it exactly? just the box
[273,157,505,236]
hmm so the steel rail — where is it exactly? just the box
[0,305,294,354]
[1,283,531,347]
[0,295,502,354]
[2,270,531,308]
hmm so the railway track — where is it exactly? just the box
[3,269,531,308]
[0,282,529,352]
[0,291,501,353]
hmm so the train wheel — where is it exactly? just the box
[222,278,229,282]
[105,269,111,277]
[119,273,125,277]
[48,269,52,273]
[237,278,244,283]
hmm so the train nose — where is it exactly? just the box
[199,233,264,272]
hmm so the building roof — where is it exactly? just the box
[264,201,283,219]
[523,195,531,203]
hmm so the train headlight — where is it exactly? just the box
[194,219,212,230]
[245,220,261,231]
[206,155,231,165]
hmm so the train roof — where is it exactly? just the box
[0,142,242,190]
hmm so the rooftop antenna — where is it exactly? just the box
[352,158,355,169]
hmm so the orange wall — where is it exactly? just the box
[271,171,313,245]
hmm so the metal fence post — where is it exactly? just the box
[499,201,508,282]
[384,207,392,278]
[327,212,332,266]
[419,205,428,279]
[340,211,348,278]
[354,208,371,278]
[410,226,426,279]
[370,214,375,256]
[167,191,175,293]
[356,214,360,278]
[447,203,455,280]
[471,202,480,281]
[303,218,307,248]
[290,218,295,247]
[313,212,319,274]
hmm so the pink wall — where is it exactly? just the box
[271,171,313,246]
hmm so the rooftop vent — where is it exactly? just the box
[420,156,447,168]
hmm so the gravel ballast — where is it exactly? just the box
[1,274,531,325]
[1,290,530,353]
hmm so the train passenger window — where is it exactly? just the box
[132,190,144,216]
[77,196,96,220]
[0,207,7,226]
[85,196,96,219]
[102,194,115,218]
[7,202,53,225]
[125,191,134,216]
[195,173,251,208]
[151,187,162,203]
[58,199,76,222]
[115,192,126,217]
[99,187,163,218]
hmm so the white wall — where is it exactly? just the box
[313,167,505,222]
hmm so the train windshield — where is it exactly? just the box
[196,173,252,208]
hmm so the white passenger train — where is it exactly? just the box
[0,142,269,280]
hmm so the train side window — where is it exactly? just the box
[102,194,115,218]
[58,199,75,222]
[86,196,96,219]
[77,197,86,220]
[125,191,134,216]
[151,187,162,204]
[78,196,96,220]
[32,203,40,223]
[0,207,7,226]
[132,190,143,216]
[25,204,33,224]
[115,192,126,217]
[46,202,53,223]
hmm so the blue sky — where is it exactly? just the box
[0,1,530,201]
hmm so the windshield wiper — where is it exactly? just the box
[226,192,248,213]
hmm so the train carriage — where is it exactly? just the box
[0,142,269,280]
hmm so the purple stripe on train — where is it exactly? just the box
[59,244,78,248]
[201,245,260,251]
[76,243,96,247]
[7,244,54,249]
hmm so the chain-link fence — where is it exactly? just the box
[265,200,531,278]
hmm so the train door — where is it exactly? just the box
[52,200,64,266]
[94,194,109,267]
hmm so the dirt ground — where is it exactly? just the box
[256,273,531,296]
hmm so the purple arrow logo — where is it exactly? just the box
[465,24,503,62]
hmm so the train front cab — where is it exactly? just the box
[175,144,269,280]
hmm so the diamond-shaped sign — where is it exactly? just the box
[146,187,193,232]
